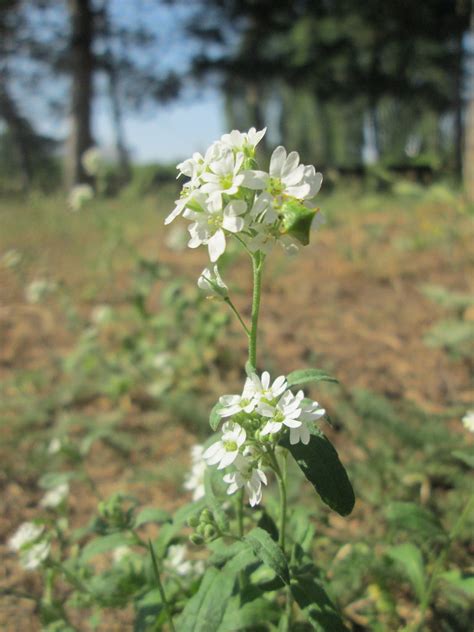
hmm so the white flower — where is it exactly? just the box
[260,390,303,436]
[165,224,188,251]
[197,265,228,299]
[288,396,325,445]
[218,377,257,418]
[200,151,245,204]
[166,544,193,576]
[165,189,208,225]
[21,540,50,570]
[68,183,94,211]
[48,437,62,455]
[251,371,288,404]
[247,225,298,256]
[8,522,44,551]
[186,199,247,262]
[223,456,267,507]
[25,279,56,304]
[91,304,113,325]
[40,483,69,508]
[82,147,103,176]
[220,127,266,154]
[462,411,474,433]
[183,444,206,501]
[203,421,246,470]
[2,249,22,268]
[113,545,133,563]
[242,146,322,201]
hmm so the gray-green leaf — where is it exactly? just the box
[245,527,289,584]
[287,368,338,388]
[291,574,349,631]
[281,434,355,516]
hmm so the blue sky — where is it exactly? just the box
[95,89,225,164]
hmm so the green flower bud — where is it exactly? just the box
[200,509,214,524]
[189,534,204,545]
[188,515,200,528]
[204,525,216,540]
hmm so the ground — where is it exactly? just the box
[0,182,473,630]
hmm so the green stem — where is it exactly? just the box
[237,488,245,537]
[225,297,250,336]
[148,540,177,632]
[410,493,474,632]
[277,455,288,554]
[249,253,264,369]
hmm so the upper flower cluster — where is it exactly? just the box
[165,128,323,262]
[203,371,325,506]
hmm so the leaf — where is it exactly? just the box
[386,543,426,600]
[385,502,446,543]
[291,574,349,631]
[280,199,317,246]
[38,471,77,490]
[81,533,133,562]
[218,596,277,631]
[133,508,171,528]
[209,401,223,431]
[257,510,279,542]
[245,527,289,584]
[451,450,474,468]
[439,570,474,596]
[177,551,257,632]
[287,368,338,388]
[281,434,355,516]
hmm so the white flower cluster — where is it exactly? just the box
[462,410,474,433]
[8,522,50,570]
[25,278,57,304]
[204,371,325,506]
[183,444,207,501]
[165,127,323,263]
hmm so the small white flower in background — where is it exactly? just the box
[40,482,69,508]
[21,540,51,570]
[113,545,133,564]
[165,224,188,251]
[166,544,193,576]
[48,437,62,454]
[8,522,44,551]
[218,377,258,418]
[91,304,113,326]
[82,146,104,176]
[223,455,267,507]
[462,411,474,433]
[186,199,247,262]
[25,279,56,304]
[2,249,22,269]
[197,265,228,299]
[260,390,304,437]
[68,183,94,211]
[151,351,173,371]
[203,421,246,469]
[183,444,206,501]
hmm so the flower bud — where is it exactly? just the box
[197,266,228,299]
[188,515,200,528]
[200,509,214,523]
[204,525,216,540]
[189,534,204,546]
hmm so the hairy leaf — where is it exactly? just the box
[281,434,355,516]
[133,508,171,528]
[291,574,348,631]
[386,543,426,600]
[245,527,289,583]
[81,533,133,562]
[287,368,338,388]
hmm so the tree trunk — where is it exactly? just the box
[464,6,474,201]
[65,0,94,189]
[0,80,34,190]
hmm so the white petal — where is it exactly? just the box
[287,183,311,199]
[223,215,244,233]
[282,151,300,178]
[218,450,238,470]
[269,146,286,177]
[261,371,270,389]
[208,230,226,262]
[242,170,268,189]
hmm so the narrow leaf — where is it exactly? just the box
[287,368,338,388]
[386,502,446,543]
[386,543,426,600]
[245,527,289,584]
[281,434,355,516]
[134,508,171,528]
[291,574,349,631]
[209,401,223,431]
[218,596,277,631]
[81,533,133,562]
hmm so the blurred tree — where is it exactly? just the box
[464,1,474,200]
[188,0,471,173]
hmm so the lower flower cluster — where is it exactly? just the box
[203,371,325,506]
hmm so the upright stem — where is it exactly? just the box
[249,252,264,369]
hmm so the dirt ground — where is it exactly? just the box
[0,191,473,630]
